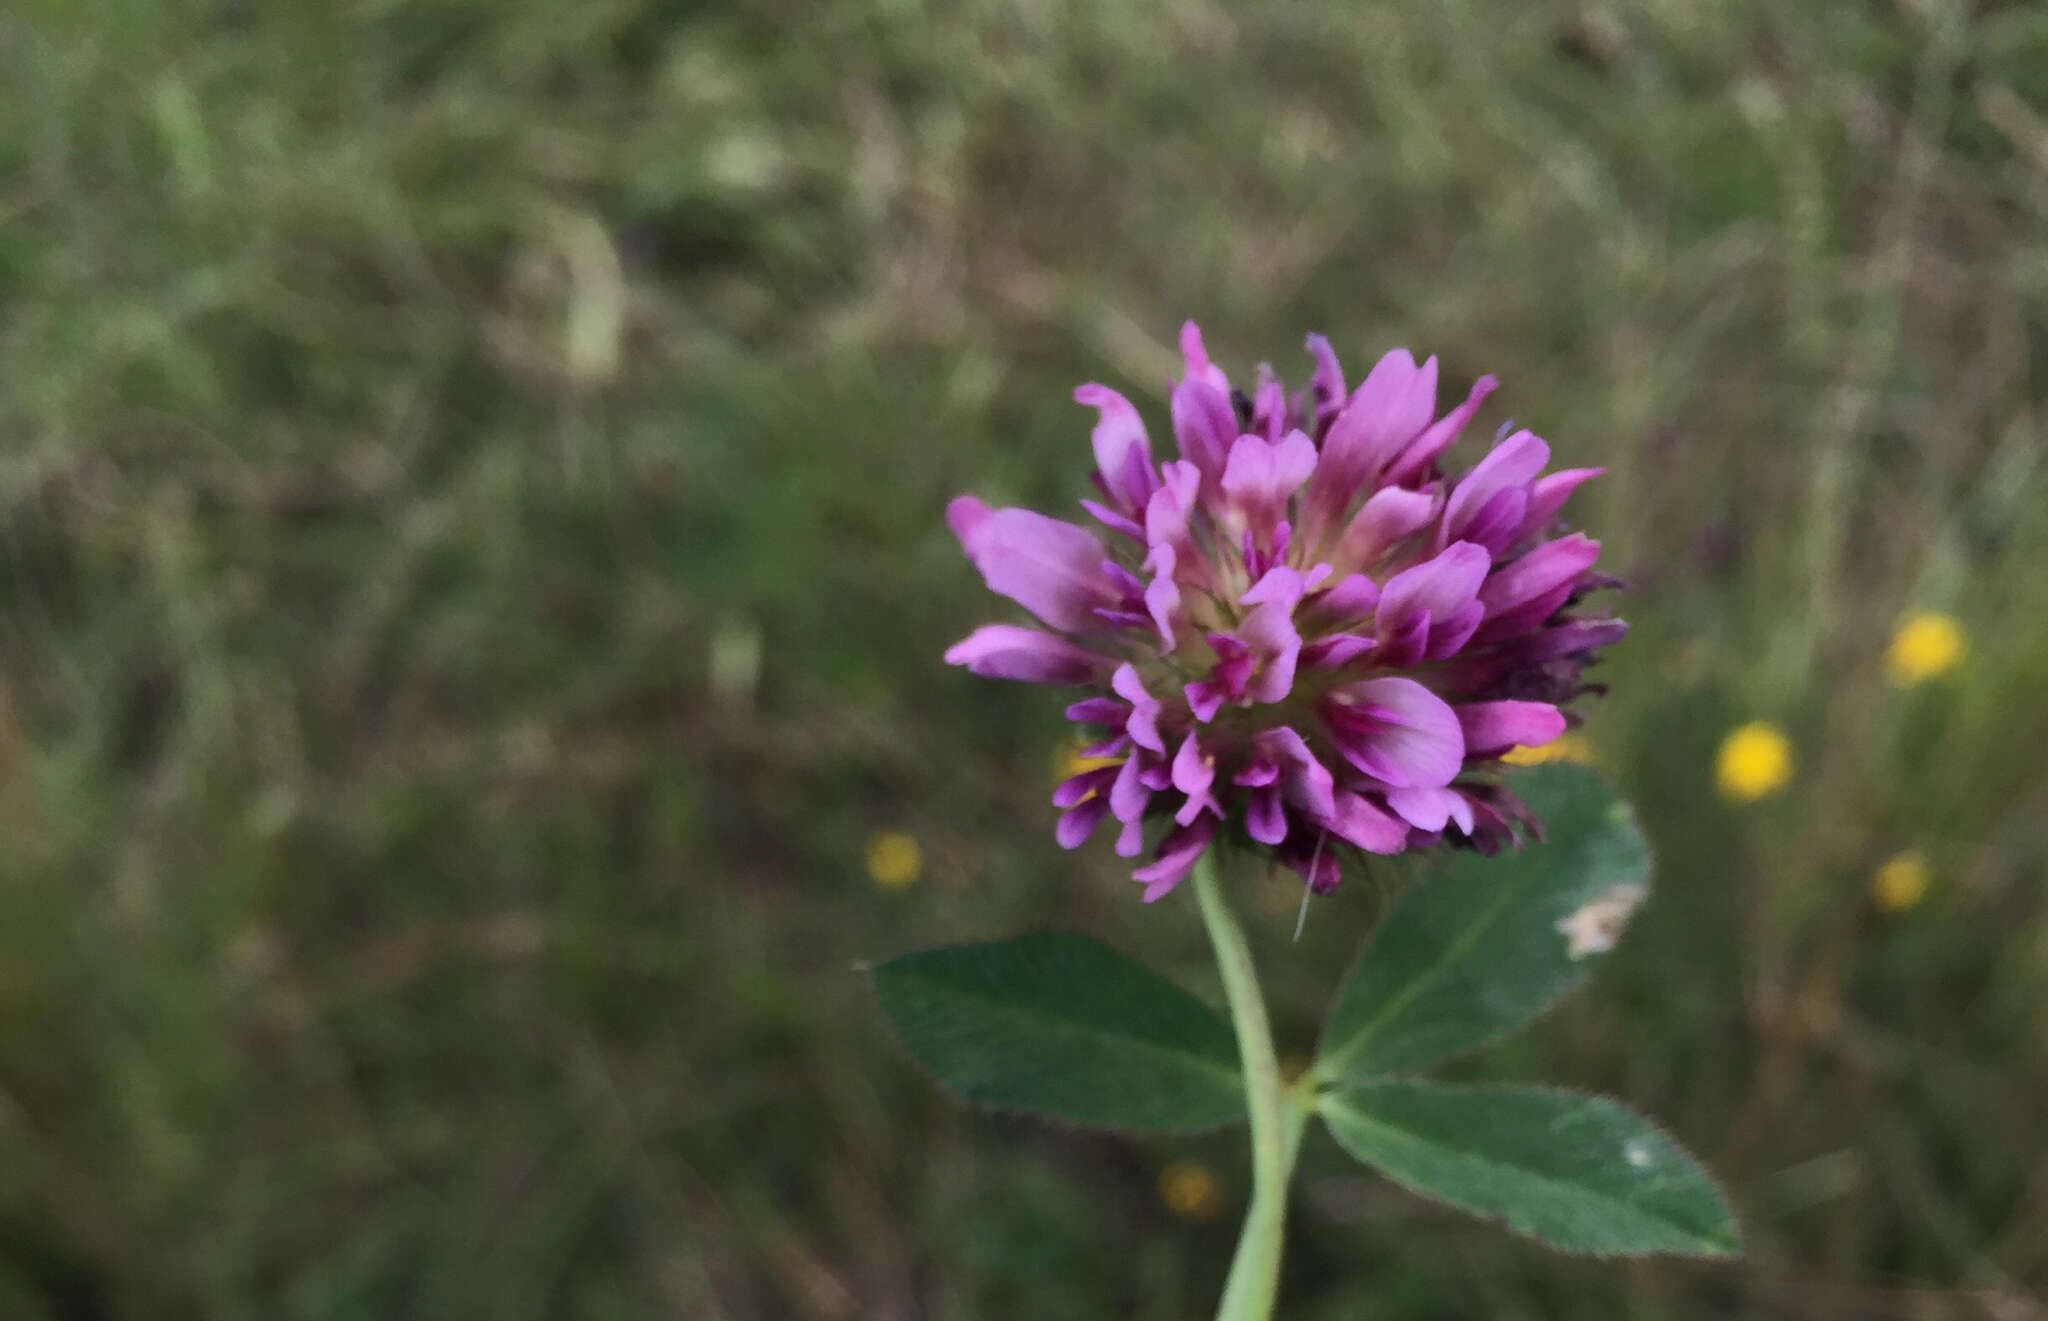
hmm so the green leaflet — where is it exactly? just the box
[1321,1081,1739,1257]
[870,930,1245,1132]
[1319,764,1652,1082]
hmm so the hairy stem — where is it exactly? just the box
[1191,851,1303,1321]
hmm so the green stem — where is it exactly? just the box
[1191,850,1303,1321]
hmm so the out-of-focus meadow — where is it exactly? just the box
[4,1,2047,1317]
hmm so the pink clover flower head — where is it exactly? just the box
[945,323,1625,902]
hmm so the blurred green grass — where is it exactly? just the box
[4,0,2048,1316]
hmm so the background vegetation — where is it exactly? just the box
[4,0,2047,1316]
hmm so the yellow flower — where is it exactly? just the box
[1501,732,1596,767]
[1715,721,1793,803]
[1052,734,1123,784]
[1885,611,1966,686]
[1871,850,1931,912]
[1157,1160,1223,1221]
[865,831,922,890]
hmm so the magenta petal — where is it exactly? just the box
[1257,726,1337,821]
[1384,785,1475,834]
[1170,377,1237,483]
[1074,383,1153,511]
[1178,321,1230,392]
[1480,534,1603,616]
[1425,600,1487,660]
[1134,816,1217,901]
[1209,642,1256,704]
[1378,607,1430,669]
[1304,333,1347,433]
[1457,700,1566,756]
[951,502,1117,632]
[1144,546,1182,651]
[1314,574,1381,622]
[1222,430,1318,530]
[1115,817,1146,857]
[1517,466,1602,541]
[1246,784,1288,844]
[1458,486,1530,556]
[1184,679,1227,723]
[1054,765,1121,808]
[1121,444,1160,510]
[1244,643,1300,705]
[1172,732,1215,798]
[1269,432,1318,505]
[1383,373,1500,487]
[1221,432,1277,502]
[1324,677,1465,788]
[1303,633,1377,670]
[1515,617,1630,662]
[1145,460,1203,553]
[1379,541,1491,635]
[1338,486,1439,567]
[1208,631,1252,663]
[1102,559,1146,598]
[1319,349,1440,493]
[1112,664,1166,753]
[1238,603,1303,704]
[945,625,1111,683]
[1442,428,1550,546]
[1234,752,1280,787]
[1325,789,1410,854]
[1250,373,1287,442]
[1236,602,1297,650]
[1057,795,1112,849]
[1066,696,1127,725]
[1079,498,1145,541]
[1109,752,1154,822]
[945,493,994,546]
[1474,581,1578,642]
[1242,564,1307,609]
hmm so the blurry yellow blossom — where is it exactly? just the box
[1716,722,1793,803]
[1053,734,1123,784]
[865,831,922,890]
[1157,1160,1223,1220]
[1884,611,1966,687]
[1871,851,1931,912]
[1502,732,1596,767]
